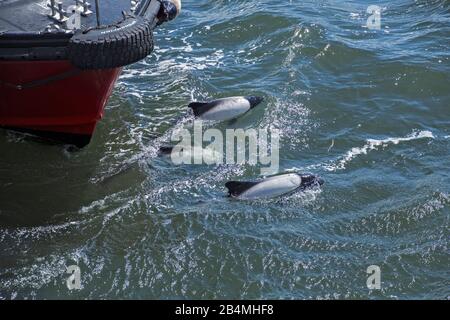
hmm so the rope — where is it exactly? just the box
[0,69,81,90]
[95,0,101,26]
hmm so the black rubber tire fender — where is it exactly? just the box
[68,15,154,70]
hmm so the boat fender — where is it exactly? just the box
[67,13,154,70]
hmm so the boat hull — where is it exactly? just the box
[0,60,122,146]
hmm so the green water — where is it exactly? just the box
[1,0,449,299]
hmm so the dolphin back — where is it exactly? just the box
[225,173,305,200]
[189,97,253,121]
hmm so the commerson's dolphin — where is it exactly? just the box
[225,173,324,200]
[189,96,264,121]
[159,145,223,164]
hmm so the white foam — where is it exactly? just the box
[325,130,434,171]
[2,220,81,242]
[261,97,310,148]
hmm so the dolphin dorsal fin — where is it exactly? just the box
[188,101,216,117]
[159,146,174,155]
[225,181,259,197]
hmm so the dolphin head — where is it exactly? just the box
[245,96,264,109]
[299,173,324,188]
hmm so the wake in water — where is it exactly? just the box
[286,130,436,174]
[325,130,434,171]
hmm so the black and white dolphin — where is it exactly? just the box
[225,173,324,200]
[158,145,222,163]
[189,96,264,121]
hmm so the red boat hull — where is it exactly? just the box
[0,60,122,146]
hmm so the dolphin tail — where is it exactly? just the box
[225,181,259,197]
